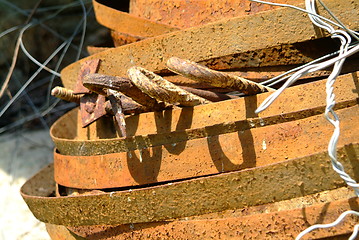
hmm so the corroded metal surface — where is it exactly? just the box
[53,99,358,156]
[93,0,179,38]
[21,143,359,226]
[46,187,357,239]
[45,224,80,240]
[51,87,82,104]
[51,72,359,155]
[89,39,350,77]
[106,90,127,137]
[86,46,110,55]
[83,74,167,111]
[162,68,330,87]
[80,94,107,127]
[60,0,359,90]
[129,0,304,29]
[54,104,359,189]
[127,66,210,106]
[72,59,107,128]
[167,57,274,94]
[23,1,359,239]
[178,86,238,101]
[110,31,143,47]
[126,0,335,73]
[199,38,349,71]
[73,59,100,94]
[83,73,237,102]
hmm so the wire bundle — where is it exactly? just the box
[0,0,91,133]
[250,0,359,238]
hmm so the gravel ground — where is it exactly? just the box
[0,130,53,240]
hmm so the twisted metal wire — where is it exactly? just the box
[296,210,359,240]
[251,0,359,238]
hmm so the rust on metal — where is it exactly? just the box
[111,31,144,47]
[54,103,359,189]
[73,59,100,94]
[84,73,237,102]
[61,0,359,90]
[127,66,210,106]
[161,64,359,89]
[51,87,82,104]
[22,1,359,238]
[106,90,127,137]
[86,46,110,55]
[93,0,179,38]
[129,0,304,29]
[72,59,108,128]
[73,59,142,130]
[198,38,355,72]
[126,0,359,74]
[167,57,274,94]
[80,94,108,128]
[83,73,167,111]
[21,142,359,226]
[113,95,148,115]
[46,187,358,239]
[50,73,359,155]
[45,224,79,240]
[178,86,238,102]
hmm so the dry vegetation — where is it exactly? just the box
[0,0,110,134]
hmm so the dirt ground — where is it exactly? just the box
[0,130,53,240]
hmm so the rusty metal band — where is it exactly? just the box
[86,44,359,86]
[52,101,359,156]
[21,142,359,226]
[54,104,359,189]
[61,0,359,90]
[93,0,343,74]
[86,46,109,55]
[93,0,179,39]
[111,30,143,47]
[128,0,304,29]
[51,73,359,156]
[46,187,358,239]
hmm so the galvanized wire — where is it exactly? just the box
[296,210,359,240]
[254,0,359,192]
[251,0,359,238]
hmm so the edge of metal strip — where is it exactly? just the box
[21,142,359,226]
[61,0,359,89]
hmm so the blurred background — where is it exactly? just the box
[0,0,114,238]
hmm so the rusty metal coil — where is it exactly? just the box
[83,73,167,111]
[167,57,275,95]
[127,66,210,106]
[51,87,82,104]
